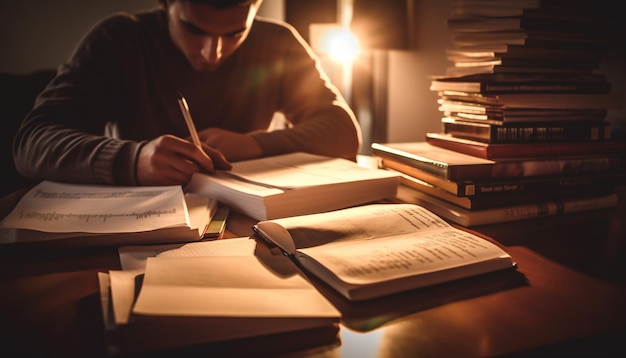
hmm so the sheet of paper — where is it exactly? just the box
[0,181,189,233]
[227,152,397,189]
[109,269,144,325]
[132,256,339,318]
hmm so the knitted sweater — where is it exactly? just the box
[14,9,361,185]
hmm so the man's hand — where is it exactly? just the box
[198,128,263,162]
[136,134,231,186]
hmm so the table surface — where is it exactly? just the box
[1,185,625,357]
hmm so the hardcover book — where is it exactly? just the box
[430,73,611,95]
[380,157,626,198]
[396,184,618,227]
[438,102,608,124]
[437,90,621,109]
[441,117,610,143]
[371,141,626,181]
[395,172,614,210]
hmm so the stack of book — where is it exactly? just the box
[432,0,619,145]
[372,0,626,226]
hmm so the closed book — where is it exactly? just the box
[371,142,495,181]
[396,183,619,227]
[438,90,621,109]
[372,141,626,181]
[395,171,614,210]
[451,30,610,52]
[426,132,626,159]
[438,105,608,124]
[445,63,595,78]
[381,157,626,197]
[446,7,611,34]
[185,152,400,221]
[441,117,610,143]
[430,73,611,94]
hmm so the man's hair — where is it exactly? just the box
[160,0,258,9]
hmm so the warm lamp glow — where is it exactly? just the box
[310,23,360,65]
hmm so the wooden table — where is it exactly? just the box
[1,186,625,357]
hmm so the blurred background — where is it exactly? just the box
[1,0,624,153]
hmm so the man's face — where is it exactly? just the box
[165,1,259,71]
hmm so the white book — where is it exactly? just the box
[185,152,401,220]
[253,203,516,301]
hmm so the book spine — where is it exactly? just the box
[480,81,611,95]
[443,122,609,143]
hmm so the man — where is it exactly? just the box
[13,0,361,186]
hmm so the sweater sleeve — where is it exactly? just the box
[13,13,144,185]
[249,20,362,161]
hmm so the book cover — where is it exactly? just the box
[425,132,626,159]
[372,141,626,181]
[371,142,495,181]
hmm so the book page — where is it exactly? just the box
[298,229,511,285]
[112,238,259,325]
[133,256,340,318]
[0,181,189,233]
[257,204,452,250]
[227,152,397,189]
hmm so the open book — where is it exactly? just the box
[253,203,516,301]
[99,238,340,354]
[0,181,217,247]
[185,152,400,220]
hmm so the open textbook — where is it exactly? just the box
[253,203,516,301]
[0,181,217,247]
[185,152,400,220]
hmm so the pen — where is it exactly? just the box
[177,93,202,149]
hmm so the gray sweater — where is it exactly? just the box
[14,9,361,185]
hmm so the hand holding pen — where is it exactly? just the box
[177,92,232,170]
[133,95,231,186]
